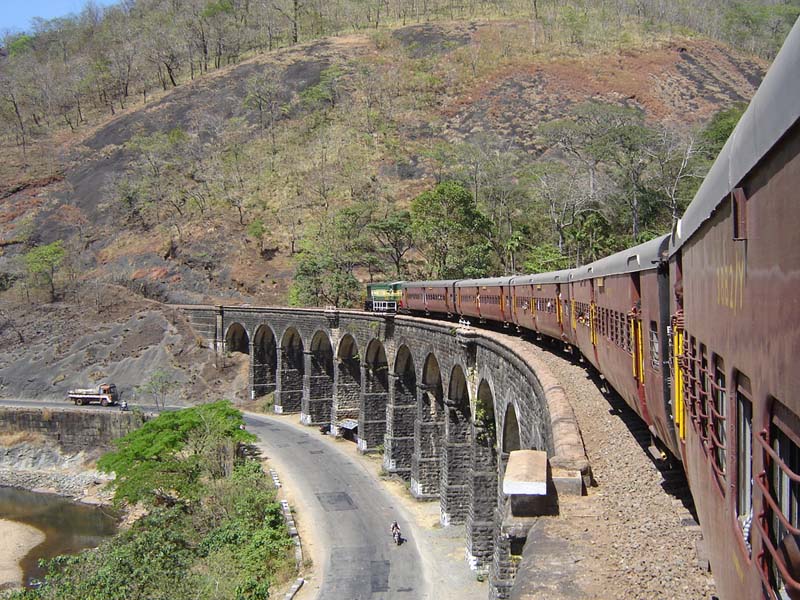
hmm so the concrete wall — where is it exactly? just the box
[179,304,589,599]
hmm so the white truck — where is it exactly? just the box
[68,383,120,406]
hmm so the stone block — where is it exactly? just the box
[551,467,584,496]
[503,450,547,496]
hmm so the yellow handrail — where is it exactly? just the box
[673,323,685,440]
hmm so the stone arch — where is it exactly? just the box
[276,327,304,413]
[303,330,334,426]
[385,345,416,478]
[360,339,389,452]
[502,402,522,454]
[411,353,445,499]
[253,324,277,398]
[467,378,498,571]
[333,334,361,440]
[225,322,249,354]
[441,364,472,526]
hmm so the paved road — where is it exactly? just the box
[0,400,431,598]
[244,412,428,600]
[0,398,170,412]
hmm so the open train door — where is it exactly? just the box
[629,273,652,425]
[589,277,599,365]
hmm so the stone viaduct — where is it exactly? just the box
[179,305,589,599]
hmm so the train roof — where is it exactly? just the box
[367,281,404,289]
[572,234,670,281]
[511,269,574,286]
[402,279,459,288]
[670,18,800,256]
[457,276,516,287]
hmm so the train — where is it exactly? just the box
[365,19,800,600]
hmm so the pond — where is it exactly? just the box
[0,486,119,586]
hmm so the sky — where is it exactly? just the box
[0,0,118,33]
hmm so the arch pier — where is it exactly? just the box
[180,305,589,599]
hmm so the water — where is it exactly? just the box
[0,486,119,586]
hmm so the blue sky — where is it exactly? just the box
[1,0,118,33]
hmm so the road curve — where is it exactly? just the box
[244,412,429,600]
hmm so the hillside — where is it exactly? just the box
[0,18,767,399]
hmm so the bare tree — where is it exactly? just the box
[644,127,700,224]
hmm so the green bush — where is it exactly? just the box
[2,408,294,600]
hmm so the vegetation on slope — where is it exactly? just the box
[0,1,778,311]
[1,401,295,600]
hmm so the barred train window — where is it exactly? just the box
[612,312,618,344]
[712,356,727,482]
[688,337,697,419]
[770,416,800,596]
[736,373,753,554]
[700,344,710,448]
[649,321,659,370]
[624,315,632,353]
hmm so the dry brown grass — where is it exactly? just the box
[0,431,46,447]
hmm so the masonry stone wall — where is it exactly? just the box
[0,407,147,453]
[178,305,588,600]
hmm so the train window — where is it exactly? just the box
[612,312,618,345]
[710,355,727,488]
[649,321,659,370]
[624,315,632,354]
[757,400,800,598]
[735,373,753,555]
[699,344,710,453]
[687,336,698,430]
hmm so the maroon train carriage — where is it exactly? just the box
[573,234,676,454]
[509,270,572,342]
[456,277,515,324]
[507,274,536,333]
[402,280,458,315]
[566,261,599,370]
[667,19,800,600]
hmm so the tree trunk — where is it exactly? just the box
[165,62,178,87]
[9,92,27,158]
[292,0,300,43]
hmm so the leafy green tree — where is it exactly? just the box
[410,181,493,279]
[368,210,414,277]
[603,117,654,239]
[98,401,254,506]
[290,203,375,307]
[522,243,571,273]
[6,35,35,57]
[301,64,346,116]
[247,219,267,254]
[699,103,747,160]
[23,241,66,302]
